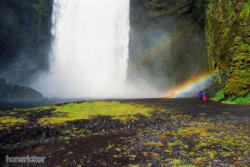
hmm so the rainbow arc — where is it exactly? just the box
[163,72,217,98]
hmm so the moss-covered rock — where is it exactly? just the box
[206,0,250,98]
[133,0,249,100]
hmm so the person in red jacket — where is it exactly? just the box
[203,91,207,102]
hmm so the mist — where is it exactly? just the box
[29,0,210,99]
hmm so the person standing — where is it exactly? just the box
[203,91,207,102]
[198,91,203,102]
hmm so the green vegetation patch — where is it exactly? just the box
[38,101,161,126]
[211,90,225,102]
[0,101,164,129]
[212,90,250,104]
[206,0,249,98]
[0,116,27,130]
[145,142,164,147]
[159,120,249,165]
[222,93,250,104]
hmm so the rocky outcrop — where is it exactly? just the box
[129,0,208,90]
[0,0,53,84]
[0,78,42,99]
[130,0,249,99]
[206,0,249,97]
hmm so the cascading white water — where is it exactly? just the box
[34,0,131,98]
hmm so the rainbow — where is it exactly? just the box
[130,24,217,98]
[163,72,217,98]
[132,25,196,66]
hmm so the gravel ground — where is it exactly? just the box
[0,98,249,167]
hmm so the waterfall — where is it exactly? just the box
[34,0,131,98]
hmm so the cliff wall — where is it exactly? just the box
[206,0,249,98]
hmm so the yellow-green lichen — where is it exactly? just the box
[145,142,164,147]
[38,101,163,125]
[0,116,27,130]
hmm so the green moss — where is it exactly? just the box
[211,90,225,101]
[206,0,249,99]
[0,116,27,130]
[239,2,250,22]
[222,93,250,104]
[160,120,249,165]
[38,101,163,125]
[169,159,183,165]
[207,150,217,159]
[167,140,184,148]
[60,129,71,134]
[178,165,197,167]
[144,142,164,147]
[0,101,166,128]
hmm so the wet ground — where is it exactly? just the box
[0,98,249,167]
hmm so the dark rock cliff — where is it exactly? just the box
[130,0,249,100]
[0,0,53,84]
[129,0,208,90]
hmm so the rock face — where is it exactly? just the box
[129,0,208,90]
[130,0,249,99]
[0,0,53,84]
[206,0,249,97]
[0,78,42,99]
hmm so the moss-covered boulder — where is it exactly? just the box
[206,0,250,97]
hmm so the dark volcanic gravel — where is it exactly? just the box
[0,98,249,167]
